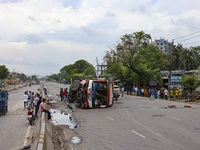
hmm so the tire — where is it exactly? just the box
[29,119,33,125]
[70,80,81,92]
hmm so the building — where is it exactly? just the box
[154,38,171,53]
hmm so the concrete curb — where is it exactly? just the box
[30,83,54,150]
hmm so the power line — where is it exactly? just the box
[178,34,200,42]
[183,40,200,46]
[176,31,200,39]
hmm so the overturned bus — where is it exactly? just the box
[68,79,114,108]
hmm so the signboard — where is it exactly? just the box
[171,76,182,83]
[150,81,157,86]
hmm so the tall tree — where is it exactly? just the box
[0,65,9,79]
[105,31,169,86]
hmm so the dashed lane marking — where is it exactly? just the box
[107,116,114,121]
[167,116,180,121]
[131,130,146,139]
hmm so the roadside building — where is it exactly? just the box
[153,38,171,53]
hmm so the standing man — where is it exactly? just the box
[122,87,124,97]
[37,88,40,95]
[63,89,66,101]
[27,91,32,106]
[141,88,144,97]
[35,96,42,117]
[178,88,182,100]
[30,92,35,107]
[157,89,160,99]
[23,91,28,109]
[60,88,63,101]
[170,89,174,101]
[135,87,138,96]
[164,89,168,100]
[150,88,155,100]
[175,89,179,100]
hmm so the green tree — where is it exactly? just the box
[0,65,9,79]
[182,73,200,94]
[59,59,96,81]
[48,74,60,82]
[104,31,169,87]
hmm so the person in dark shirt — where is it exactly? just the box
[35,96,42,117]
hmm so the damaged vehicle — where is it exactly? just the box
[68,78,114,108]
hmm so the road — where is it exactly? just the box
[58,89,200,150]
[0,84,39,150]
[40,82,200,150]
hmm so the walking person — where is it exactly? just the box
[60,88,63,101]
[39,99,52,120]
[150,88,155,100]
[23,91,29,109]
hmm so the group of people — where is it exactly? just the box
[125,86,183,101]
[149,88,182,100]
[22,88,51,120]
[60,88,68,101]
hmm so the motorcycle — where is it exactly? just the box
[27,106,35,125]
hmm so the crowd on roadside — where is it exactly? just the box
[124,86,183,101]
[22,88,52,120]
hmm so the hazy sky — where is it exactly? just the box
[0,0,200,76]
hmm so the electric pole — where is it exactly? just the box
[168,39,174,91]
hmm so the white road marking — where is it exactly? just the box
[167,116,180,121]
[23,125,31,146]
[131,130,146,139]
[107,116,114,121]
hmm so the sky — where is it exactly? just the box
[0,0,200,76]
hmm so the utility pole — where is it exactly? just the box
[96,57,99,78]
[168,39,174,91]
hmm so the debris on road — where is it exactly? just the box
[168,105,176,108]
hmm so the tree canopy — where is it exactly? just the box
[49,59,96,82]
[0,65,9,79]
[104,31,169,87]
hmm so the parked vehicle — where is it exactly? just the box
[114,85,120,100]
[27,106,35,125]
[0,89,8,115]
[68,78,114,108]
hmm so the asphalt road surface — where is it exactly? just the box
[0,84,39,150]
[41,82,200,150]
[62,90,200,150]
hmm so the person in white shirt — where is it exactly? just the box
[23,91,28,108]
[164,89,168,100]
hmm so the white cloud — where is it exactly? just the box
[0,0,200,76]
